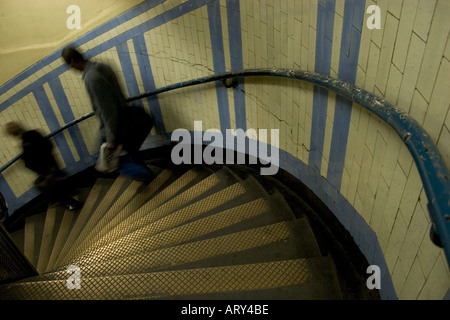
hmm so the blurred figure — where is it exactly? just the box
[5,122,82,211]
[61,46,154,185]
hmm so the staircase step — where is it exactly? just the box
[71,168,205,259]
[64,195,273,267]
[44,188,91,272]
[36,206,65,273]
[70,175,133,244]
[61,177,141,263]
[78,168,239,257]
[0,258,342,300]
[167,256,343,300]
[170,217,323,272]
[23,212,46,268]
[45,210,77,272]
[20,221,296,280]
[12,196,274,284]
[187,189,295,243]
[1,159,351,300]
[290,217,323,258]
[53,178,114,268]
[9,229,24,255]
[71,177,268,265]
[89,169,176,240]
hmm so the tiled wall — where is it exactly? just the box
[0,0,448,299]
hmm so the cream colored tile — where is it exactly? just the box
[418,253,450,299]
[398,257,425,299]
[375,13,399,95]
[370,0,388,48]
[397,33,426,111]
[413,0,437,42]
[392,0,419,72]
[437,124,450,170]
[385,63,402,107]
[385,211,408,268]
[364,41,381,92]
[391,257,407,297]
[416,0,450,101]
[388,0,403,19]
[330,13,343,74]
[423,58,450,143]
[398,202,429,274]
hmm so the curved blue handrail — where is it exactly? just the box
[1,68,449,265]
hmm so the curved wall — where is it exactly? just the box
[0,0,146,86]
[0,0,449,299]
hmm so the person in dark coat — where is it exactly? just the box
[5,121,82,211]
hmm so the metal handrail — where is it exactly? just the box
[1,68,449,265]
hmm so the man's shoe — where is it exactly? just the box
[96,143,122,173]
[64,198,83,211]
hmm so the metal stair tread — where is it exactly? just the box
[164,218,323,273]
[71,175,134,242]
[76,168,242,257]
[52,178,115,268]
[184,189,295,244]
[78,169,176,246]
[15,221,298,281]
[36,206,65,273]
[0,257,341,300]
[45,209,77,272]
[8,229,25,255]
[23,212,46,268]
[62,177,144,263]
[70,176,271,264]
[60,195,274,267]
[71,167,209,258]
[43,187,91,272]
[158,255,343,300]
[1,162,347,300]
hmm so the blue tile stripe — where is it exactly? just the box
[0,175,18,208]
[226,0,246,131]
[33,87,76,167]
[84,0,215,60]
[208,0,231,132]
[132,34,166,135]
[0,181,39,216]
[309,86,329,172]
[0,66,68,112]
[327,0,364,190]
[116,42,143,108]
[48,77,90,160]
[308,0,336,172]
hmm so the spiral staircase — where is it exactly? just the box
[0,147,378,300]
